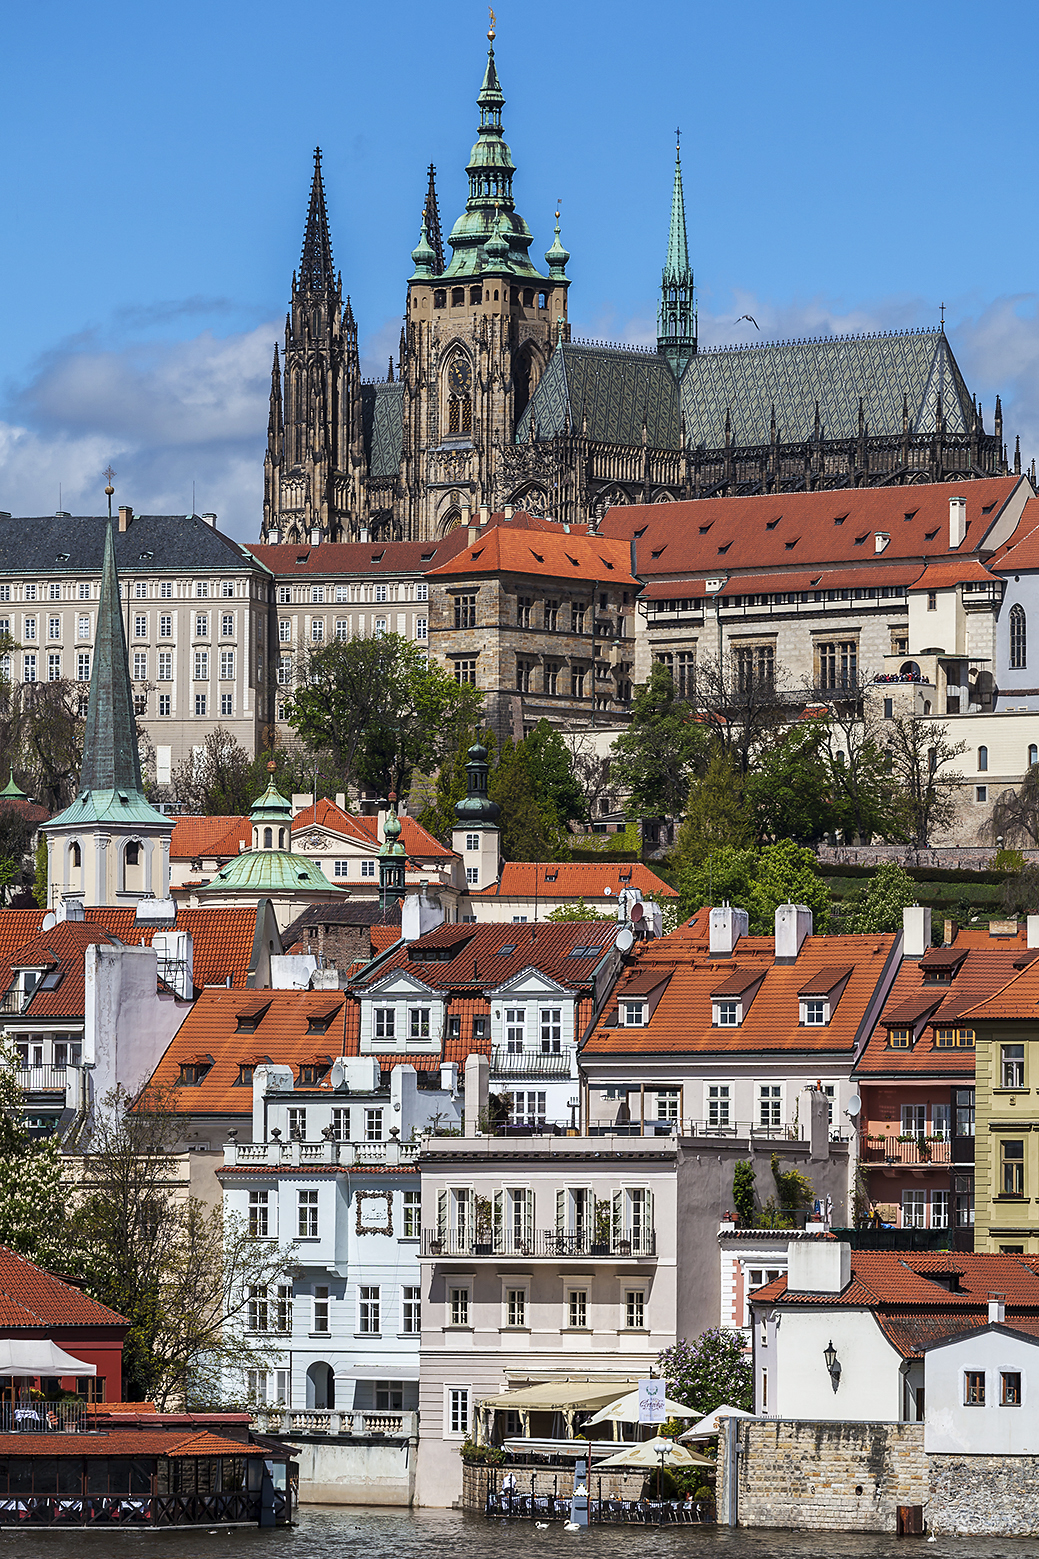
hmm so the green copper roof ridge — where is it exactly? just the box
[478,44,505,108]
[0,768,26,800]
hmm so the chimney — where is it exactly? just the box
[943,918,955,946]
[467,518,478,544]
[479,504,490,526]
[903,904,932,959]
[202,512,218,529]
[775,903,813,961]
[460,503,471,531]
[503,504,514,519]
[787,1240,851,1295]
[874,532,890,553]
[989,1292,1006,1324]
[359,526,370,543]
[118,505,133,533]
[949,495,967,549]
[709,903,748,956]
[1028,915,1039,950]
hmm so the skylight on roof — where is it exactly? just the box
[497,944,517,956]
[717,542,731,554]
[765,519,780,530]
[569,944,604,958]
[295,554,310,563]
[925,529,939,540]
[833,515,848,525]
[421,550,436,561]
[371,551,384,561]
[785,539,798,549]
[854,533,869,545]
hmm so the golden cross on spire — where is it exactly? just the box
[488,6,496,41]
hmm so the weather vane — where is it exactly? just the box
[488,6,496,41]
[103,465,116,521]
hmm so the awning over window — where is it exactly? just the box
[0,1340,95,1376]
[478,1377,640,1411]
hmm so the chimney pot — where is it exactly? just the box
[989,1291,1006,1324]
[479,505,490,525]
[709,903,748,956]
[201,512,218,528]
[775,902,813,961]
[874,531,890,553]
[903,903,932,958]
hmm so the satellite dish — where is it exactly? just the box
[603,886,612,896]
[40,912,55,932]
[630,901,645,922]
[845,1094,861,1118]
[616,928,634,953]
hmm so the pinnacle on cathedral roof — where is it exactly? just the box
[657,135,697,377]
[545,210,569,279]
[663,138,691,285]
[410,206,437,279]
[297,148,338,297]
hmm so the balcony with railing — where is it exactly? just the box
[15,1065,80,1097]
[491,1049,574,1079]
[0,989,31,1016]
[421,1227,656,1260]
[0,1400,85,1433]
[252,1406,416,1440]
[223,1137,419,1168]
[861,1135,954,1166]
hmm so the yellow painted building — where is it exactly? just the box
[964,954,1039,1252]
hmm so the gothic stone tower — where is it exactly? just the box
[398,23,570,539]
[262,150,366,543]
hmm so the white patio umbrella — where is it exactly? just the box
[679,1404,755,1439]
[587,1387,696,1426]
[595,1436,713,1469]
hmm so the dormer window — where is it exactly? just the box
[888,1027,912,1049]
[178,1059,211,1086]
[298,1063,328,1085]
[236,1001,271,1034]
[622,1001,646,1027]
[936,1027,975,1049]
[236,1063,255,1085]
[714,1000,740,1027]
[801,998,828,1026]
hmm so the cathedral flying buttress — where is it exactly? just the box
[261,30,1012,546]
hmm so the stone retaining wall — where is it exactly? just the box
[722,1420,927,1532]
[929,1453,1039,1536]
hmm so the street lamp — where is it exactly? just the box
[823,1340,841,1392]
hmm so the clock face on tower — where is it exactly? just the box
[448,359,472,396]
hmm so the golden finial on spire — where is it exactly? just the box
[488,6,496,41]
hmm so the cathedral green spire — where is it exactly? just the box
[410,207,437,279]
[657,136,697,378]
[80,519,145,797]
[545,209,569,280]
[442,25,546,281]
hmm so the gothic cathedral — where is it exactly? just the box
[261,28,1008,545]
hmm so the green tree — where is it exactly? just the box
[0,1041,75,1270]
[759,1153,815,1228]
[989,767,1039,848]
[544,898,615,921]
[170,728,255,814]
[522,721,587,826]
[33,837,47,909]
[884,716,965,847]
[676,845,760,923]
[732,1161,756,1226]
[746,724,837,845]
[287,634,482,798]
[673,748,753,867]
[676,840,830,934]
[19,681,86,813]
[609,661,709,818]
[656,1329,754,1415]
[488,740,565,861]
[821,695,910,844]
[845,860,919,933]
[416,727,498,846]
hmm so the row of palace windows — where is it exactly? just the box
[431,287,548,310]
[977,743,1039,771]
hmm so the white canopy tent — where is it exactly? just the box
[587,1387,696,1426]
[0,1340,95,1376]
[680,1404,755,1439]
[596,1436,713,1470]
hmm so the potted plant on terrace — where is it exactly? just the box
[591,1199,612,1255]
[474,1194,494,1255]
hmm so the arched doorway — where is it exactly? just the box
[307,1361,335,1410]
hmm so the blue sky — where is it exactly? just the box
[2,0,1038,538]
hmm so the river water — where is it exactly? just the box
[2,1505,1038,1558]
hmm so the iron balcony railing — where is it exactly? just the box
[421,1228,656,1259]
[491,1050,574,1078]
[0,1400,85,1433]
[861,1136,953,1166]
[15,1066,77,1094]
[0,990,30,1016]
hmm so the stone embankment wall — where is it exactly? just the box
[721,1420,927,1532]
[818,844,1036,870]
[929,1454,1039,1536]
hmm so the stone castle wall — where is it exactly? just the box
[929,1453,1039,1536]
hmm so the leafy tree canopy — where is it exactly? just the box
[544,898,615,921]
[522,721,587,827]
[657,1329,754,1415]
[609,662,709,818]
[844,860,919,933]
[677,840,830,935]
[746,723,837,845]
[673,748,753,868]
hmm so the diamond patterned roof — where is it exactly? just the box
[362,382,405,478]
[518,328,975,452]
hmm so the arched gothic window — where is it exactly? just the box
[978,746,988,772]
[1011,604,1027,669]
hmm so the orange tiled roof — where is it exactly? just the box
[1,922,122,1019]
[476,862,676,899]
[426,516,637,586]
[854,943,1027,1078]
[246,530,472,577]
[0,1245,127,1328]
[582,930,898,1056]
[959,955,1039,1021]
[641,564,926,599]
[349,813,454,859]
[292,800,454,860]
[599,477,1023,577]
[908,559,999,589]
[371,926,402,954]
[0,1429,265,1457]
[170,815,250,860]
[754,1251,1039,1312]
[990,498,1039,572]
[356,919,616,995]
[0,906,262,994]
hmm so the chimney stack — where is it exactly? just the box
[949,495,967,549]
[775,903,813,961]
[874,532,890,553]
[903,904,932,959]
[118,505,133,533]
[479,504,490,526]
[503,504,514,519]
[989,1292,1006,1324]
[709,903,748,956]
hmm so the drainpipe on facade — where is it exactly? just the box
[725,1414,739,1528]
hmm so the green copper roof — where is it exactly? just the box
[545,214,569,280]
[440,42,547,282]
[454,743,500,828]
[658,143,696,377]
[381,797,406,857]
[663,148,691,284]
[198,849,345,898]
[410,209,437,280]
[0,769,26,800]
[250,772,294,827]
[45,517,169,837]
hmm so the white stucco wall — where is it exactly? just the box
[925,1325,1039,1454]
[761,1307,904,1422]
[84,941,190,1104]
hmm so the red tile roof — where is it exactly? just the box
[0,906,263,995]
[0,1246,127,1329]
[291,800,455,860]
[990,498,1039,572]
[908,559,998,588]
[426,516,637,586]
[754,1250,1039,1314]
[641,565,926,599]
[583,930,897,1056]
[599,477,1024,578]
[476,862,676,898]
[0,1429,264,1457]
[959,955,1039,1021]
[170,815,250,860]
[246,531,471,577]
[1,922,122,1019]
[371,926,403,955]
[357,919,616,995]
[854,943,1027,1077]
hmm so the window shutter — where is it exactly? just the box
[613,1189,623,1240]
[524,1188,534,1238]
[493,1190,503,1244]
[437,1189,447,1238]
[644,1188,654,1246]
[556,1190,566,1232]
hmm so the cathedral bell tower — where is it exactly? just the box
[262,149,365,543]
[657,136,697,379]
[400,22,570,539]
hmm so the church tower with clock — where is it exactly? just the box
[397,18,570,537]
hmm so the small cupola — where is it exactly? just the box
[250,761,294,852]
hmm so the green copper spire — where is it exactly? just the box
[442,22,546,281]
[545,207,569,280]
[380,792,407,910]
[454,743,500,828]
[657,135,697,378]
[0,769,26,801]
[80,520,143,795]
[410,206,437,279]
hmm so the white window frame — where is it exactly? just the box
[800,997,830,1026]
[621,1000,646,1026]
[445,1385,470,1438]
[706,1081,732,1128]
[503,1282,530,1330]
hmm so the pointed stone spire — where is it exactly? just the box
[268,344,283,444]
[79,521,143,795]
[424,163,446,275]
[1015,433,1021,474]
[657,133,697,378]
[388,356,395,383]
[298,148,337,296]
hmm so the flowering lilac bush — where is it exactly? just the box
[656,1329,753,1415]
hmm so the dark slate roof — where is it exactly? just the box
[518,327,975,453]
[0,515,263,575]
[281,901,403,949]
[362,383,406,480]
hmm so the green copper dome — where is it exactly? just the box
[198,849,344,898]
[381,794,406,857]
[454,742,500,827]
[410,210,437,280]
[545,214,569,280]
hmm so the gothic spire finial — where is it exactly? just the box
[657,139,696,377]
[79,520,143,796]
[298,147,337,296]
[424,164,446,274]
